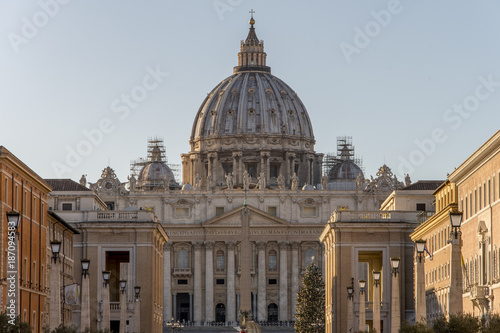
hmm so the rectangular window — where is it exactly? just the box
[268,279,277,285]
[215,207,225,216]
[416,203,426,211]
[484,183,487,206]
[216,279,225,285]
[62,203,72,211]
[270,163,280,178]
[302,207,316,217]
[177,279,188,285]
[267,206,277,216]
[105,202,115,210]
[247,163,257,178]
[479,187,482,210]
[175,207,189,218]
[493,176,496,202]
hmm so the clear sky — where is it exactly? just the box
[1,0,499,185]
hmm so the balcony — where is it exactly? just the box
[329,210,420,223]
[470,285,489,299]
[173,268,192,276]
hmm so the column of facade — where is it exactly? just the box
[193,242,203,324]
[358,287,366,332]
[373,280,381,333]
[163,243,172,323]
[290,242,299,317]
[81,274,90,330]
[226,241,236,323]
[391,268,400,333]
[279,241,289,321]
[172,293,177,320]
[306,155,312,185]
[49,261,61,330]
[205,241,215,323]
[449,236,463,315]
[232,152,240,184]
[415,253,426,324]
[256,241,267,321]
[239,155,243,185]
[102,280,110,331]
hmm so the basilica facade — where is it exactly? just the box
[83,17,407,327]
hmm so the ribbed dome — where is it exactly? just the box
[190,72,314,141]
[328,160,363,181]
[138,162,175,182]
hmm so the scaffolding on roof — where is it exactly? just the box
[130,137,181,183]
[322,136,364,176]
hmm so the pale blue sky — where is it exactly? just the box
[1,0,499,185]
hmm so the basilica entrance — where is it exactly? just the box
[176,293,191,322]
[268,303,278,322]
[216,303,226,322]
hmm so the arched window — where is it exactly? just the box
[268,250,277,270]
[268,303,278,322]
[216,250,225,271]
[178,249,188,269]
[305,248,315,267]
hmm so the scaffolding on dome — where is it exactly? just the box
[322,136,364,176]
[130,137,181,183]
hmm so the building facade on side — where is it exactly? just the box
[409,181,463,323]
[448,129,500,318]
[47,179,168,333]
[320,210,419,333]
[0,146,51,332]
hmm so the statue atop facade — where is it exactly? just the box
[128,174,136,191]
[356,173,364,190]
[194,174,201,190]
[277,174,286,190]
[243,170,250,190]
[405,174,411,187]
[79,174,87,187]
[257,172,266,190]
[291,173,300,190]
[207,175,213,190]
[321,173,328,190]
[225,173,233,190]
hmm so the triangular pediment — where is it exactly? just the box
[203,205,289,227]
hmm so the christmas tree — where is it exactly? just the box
[295,263,325,333]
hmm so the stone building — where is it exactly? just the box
[449,129,500,318]
[86,17,408,328]
[47,179,168,333]
[0,146,51,332]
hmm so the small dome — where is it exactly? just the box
[328,160,363,181]
[138,162,175,182]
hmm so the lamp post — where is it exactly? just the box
[390,257,401,333]
[449,210,464,316]
[372,271,381,333]
[101,271,111,331]
[80,259,91,331]
[168,320,184,333]
[414,240,426,324]
[346,278,354,333]
[358,280,366,332]
[119,280,127,333]
[49,240,61,330]
[134,285,141,333]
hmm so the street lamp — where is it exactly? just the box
[119,280,127,294]
[358,280,366,294]
[391,257,400,277]
[415,240,426,263]
[347,285,354,300]
[102,271,110,287]
[81,259,90,278]
[373,271,381,287]
[134,285,141,300]
[449,210,463,239]
[50,241,61,263]
[6,210,20,229]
